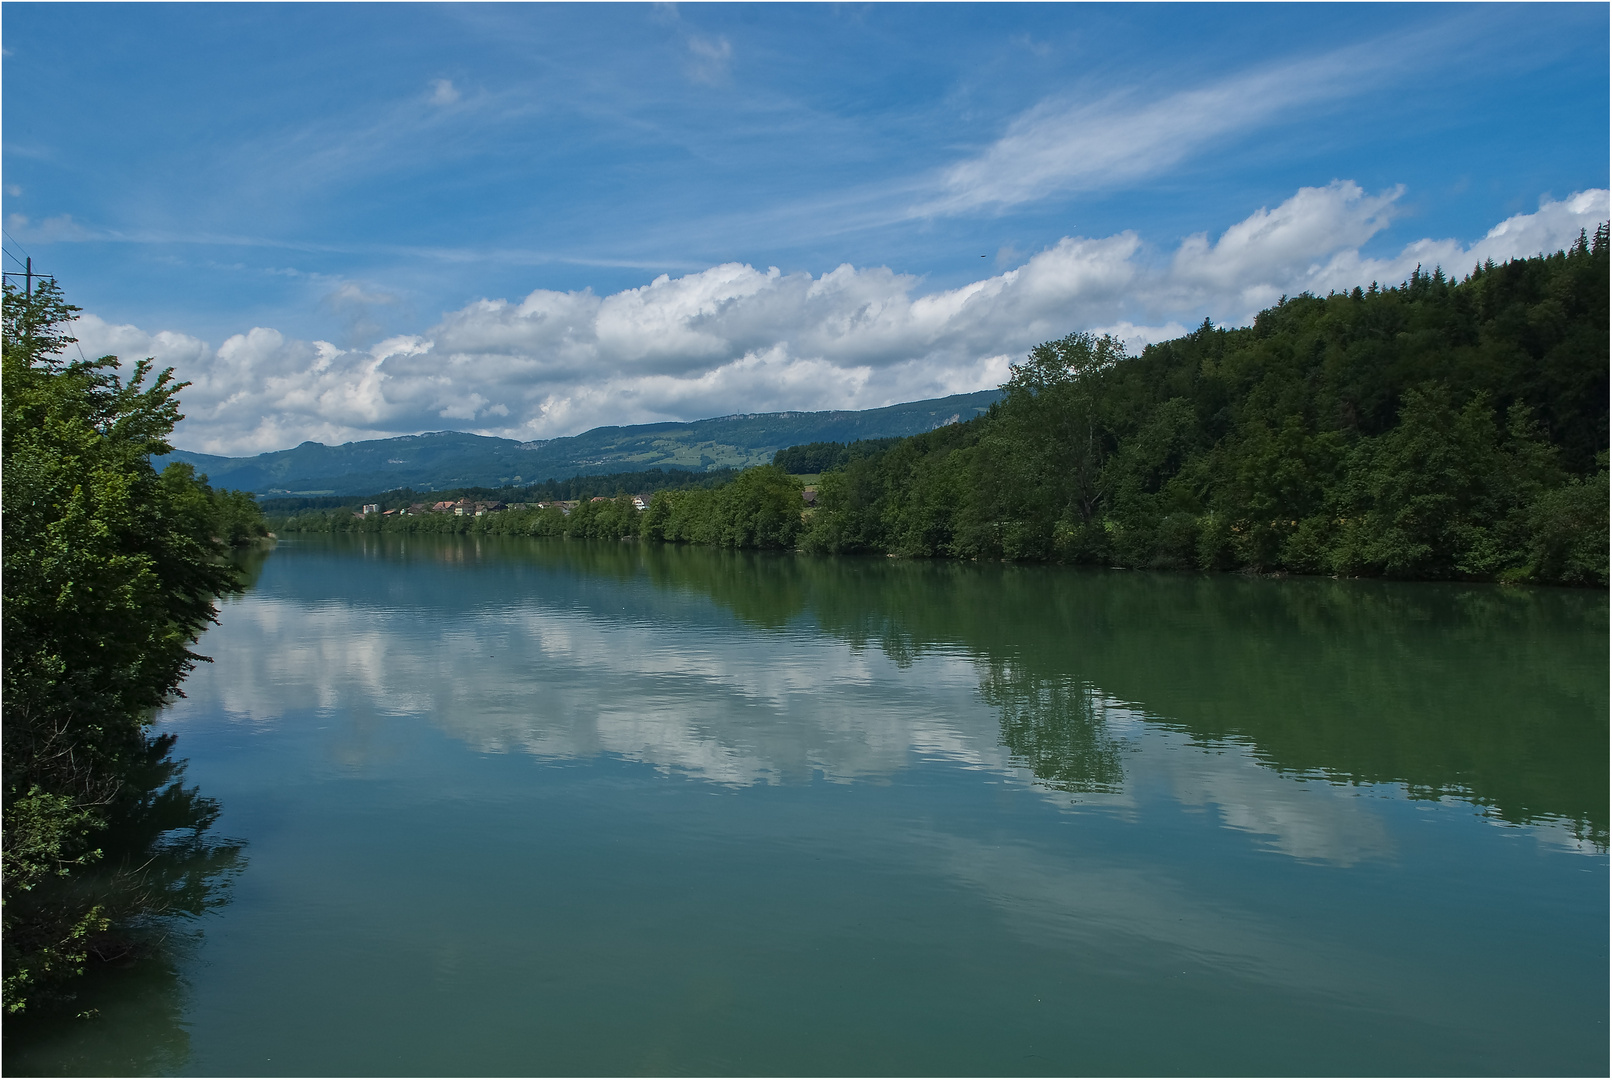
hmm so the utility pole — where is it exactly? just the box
[3,255,50,300]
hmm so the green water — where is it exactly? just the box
[11,536,1607,1076]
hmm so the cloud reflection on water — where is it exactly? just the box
[171,590,1430,865]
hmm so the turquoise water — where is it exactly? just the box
[12,535,1607,1076]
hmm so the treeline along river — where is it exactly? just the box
[11,534,1606,1076]
[273,235,1610,589]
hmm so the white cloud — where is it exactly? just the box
[1469,189,1608,263]
[1165,180,1404,313]
[327,281,398,308]
[5,212,94,242]
[427,78,460,106]
[686,34,733,85]
[77,184,1608,457]
[923,44,1397,216]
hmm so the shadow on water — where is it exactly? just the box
[319,533,1607,844]
[227,541,276,592]
[8,954,196,1076]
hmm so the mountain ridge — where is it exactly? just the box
[158,389,1001,495]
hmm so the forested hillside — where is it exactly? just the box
[158,390,1001,495]
[801,231,1608,584]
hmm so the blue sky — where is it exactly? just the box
[3,3,1607,455]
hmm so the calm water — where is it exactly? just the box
[12,536,1608,1076]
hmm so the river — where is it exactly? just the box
[11,535,1607,1076]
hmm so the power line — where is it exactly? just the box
[0,248,90,363]
[1,228,42,295]
[0,257,44,296]
[0,230,46,301]
[1,227,32,264]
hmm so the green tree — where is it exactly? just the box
[799,238,1607,584]
[2,281,250,1015]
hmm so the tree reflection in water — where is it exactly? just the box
[981,661,1124,793]
[10,545,265,1070]
[88,734,247,955]
[7,736,245,1076]
[262,534,1612,842]
[502,536,1605,842]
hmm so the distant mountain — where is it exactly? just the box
[157,389,1001,495]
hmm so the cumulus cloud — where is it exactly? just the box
[76,184,1608,457]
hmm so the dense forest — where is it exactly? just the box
[2,282,266,1017]
[770,437,904,474]
[276,235,1608,586]
[799,231,1608,583]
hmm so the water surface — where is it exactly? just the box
[13,536,1607,1076]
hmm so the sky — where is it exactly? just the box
[3,2,1607,457]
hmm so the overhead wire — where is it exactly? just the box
[0,235,92,363]
[2,226,32,259]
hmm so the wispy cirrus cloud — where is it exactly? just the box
[920,39,1416,216]
[6,23,1456,266]
[0,10,1544,301]
[427,77,461,106]
[71,184,1608,457]
[0,213,706,274]
[908,9,1538,225]
[685,35,733,85]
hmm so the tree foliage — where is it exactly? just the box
[2,281,259,1016]
[800,235,1609,584]
[771,437,903,474]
